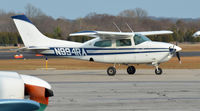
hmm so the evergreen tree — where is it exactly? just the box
[53,26,62,39]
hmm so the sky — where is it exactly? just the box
[0,0,200,19]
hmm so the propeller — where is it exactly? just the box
[169,43,182,64]
[169,45,175,54]
[175,42,181,64]
[176,52,181,64]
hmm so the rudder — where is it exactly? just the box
[12,15,49,47]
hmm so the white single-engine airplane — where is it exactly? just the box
[193,31,200,37]
[12,15,182,76]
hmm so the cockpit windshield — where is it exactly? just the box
[134,34,151,45]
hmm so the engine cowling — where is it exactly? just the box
[0,71,53,111]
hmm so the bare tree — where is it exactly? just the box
[118,9,136,18]
[0,9,5,16]
[135,8,148,18]
[25,4,45,18]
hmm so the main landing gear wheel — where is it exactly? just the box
[155,68,162,75]
[107,66,116,76]
[127,66,136,75]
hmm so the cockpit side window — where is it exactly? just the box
[134,34,151,45]
[116,39,132,47]
[94,40,112,47]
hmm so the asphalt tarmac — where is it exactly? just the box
[14,69,200,111]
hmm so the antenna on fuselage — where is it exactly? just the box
[113,22,121,32]
[126,23,134,33]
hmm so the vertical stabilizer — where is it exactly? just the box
[11,15,82,48]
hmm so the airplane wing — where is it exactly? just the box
[135,30,173,36]
[70,30,173,38]
[0,99,40,111]
[70,31,133,38]
[69,31,98,37]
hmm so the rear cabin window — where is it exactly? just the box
[116,39,132,47]
[94,40,112,47]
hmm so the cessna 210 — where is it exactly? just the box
[12,15,182,76]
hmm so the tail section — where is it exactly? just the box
[11,15,82,48]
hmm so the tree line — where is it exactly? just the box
[0,4,200,46]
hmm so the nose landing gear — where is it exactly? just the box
[155,67,162,75]
[153,63,163,75]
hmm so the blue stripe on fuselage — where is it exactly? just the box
[48,47,169,56]
[85,48,168,50]
[86,51,169,55]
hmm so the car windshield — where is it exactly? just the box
[134,34,151,45]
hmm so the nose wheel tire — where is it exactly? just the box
[127,66,136,75]
[107,66,116,76]
[155,68,162,75]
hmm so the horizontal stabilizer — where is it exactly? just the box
[28,46,50,50]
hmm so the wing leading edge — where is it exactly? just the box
[70,30,173,38]
[135,30,173,36]
[70,31,133,38]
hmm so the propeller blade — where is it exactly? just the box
[176,52,181,64]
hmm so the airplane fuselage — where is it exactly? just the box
[38,37,175,65]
